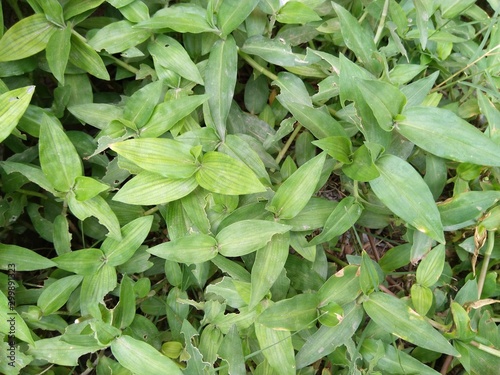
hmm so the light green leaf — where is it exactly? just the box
[205,35,237,140]
[80,264,117,316]
[281,197,337,232]
[313,136,352,164]
[73,176,109,201]
[46,26,71,84]
[216,220,291,257]
[397,106,500,166]
[438,191,500,228]
[53,248,104,275]
[370,154,444,243]
[318,265,361,307]
[113,275,136,330]
[332,3,380,74]
[110,138,197,179]
[68,103,123,129]
[250,233,290,308]
[416,244,445,287]
[0,244,56,271]
[0,14,56,62]
[68,193,121,240]
[63,0,106,19]
[53,214,71,255]
[273,71,312,107]
[218,325,246,375]
[363,292,459,355]
[28,337,104,366]
[39,114,82,192]
[149,36,203,85]
[342,144,380,182]
[296,303,364,368]
[0,292,34,345]
[196,151,266,195]
[241,35,299,66]
[357,79,406,131]
[89,20,151,54]
[141,94,209,138]
[0,86,35,143]
[411,283,433,316]
[148,234,218,264]
[257,293,319,330]
[360,250,382,294]
[114,172,198,205]
[102,216,153,266]
[69,32,110,80]
[401,71,439,108]
[217,0,260,36]
[123,80,163,128]
[276,1,321,24]
[37,275,83,315]
[478,91,500,144]
[268,152,326,219]
[134,4,215,33]
[309,196,363,245]
[254,322,295,375]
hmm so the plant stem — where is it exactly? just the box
[374,0,389,45]
[144,206,159,216]
[477,230,495,299]
[103,53,140,75]
[275,123,302,164]
[470,340,500,358]
[238,50,279,81]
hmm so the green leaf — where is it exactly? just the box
[241,35,299,66]
[141,94,209,138]
[196,151,266,195]
[0,86,35,143]
[149,36,203,85]
[309,196,363,246]
[39,114,82,192]
[254,322,295,375]
[0,14,56,62]
[276,1,321,24]
[318,265,361,307]
[63,0,106,20]
[296,302,364,368]
[397,106,500,166]
[363,292,459,356]
[401,71,439,108]
[53,214,71,255]
[0,244,56,271]
[37,275,83,315]
[218,325,246,375]
[342,144,380,182]
[73,176,109,201]
[134,4,215,33]
[332,3,380,74]
[370,154,444,243]
[68,103,123,129]
[110,138,197,179]
[273,71,312,107]
[357,79,406,131]
[250,233,290,308]
[416,244,445,287]
[360,339,441,375]
[360,251,382,294]
[53,248,104,275]
[28,337,104,366]
[282,197,337,232]
[40,0,65,26]
[411,283,433,316]
[123,80,163,128]
[268,152,326,219]
[440,0,476,18]
[102,216,153,266]
[80,263,117,316]
[89,20,151,54]
[113,275,136,329]
[313,136,352,164]
[46,26,71,84]
[68,193,121,240]
[69,32,110,80]
[257,293,319,330]
[148,234,218,264]
[114,172,198,206]
[216,220,291,257]
[0,292,34,345]
[217,0,260,37]
[205,35,237,140]
[438,191,500,228]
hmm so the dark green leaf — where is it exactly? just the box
[37,275,83,315]
[69,32,110,80]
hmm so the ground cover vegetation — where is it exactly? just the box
[0,0,499,373]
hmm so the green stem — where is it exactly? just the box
[103,53,139,75]
[238,50,278,81]
[374,0,389,45]
[275,123,302,164]
[477,230,495,299]
[470,340,500,358]
[7,0,24,20]
[144,206,159,216]
[324,251,348,268]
